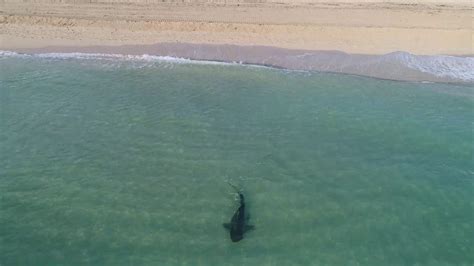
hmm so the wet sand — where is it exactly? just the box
[9,43,474,83]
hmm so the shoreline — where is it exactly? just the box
[3,43,473,83]
[1,1,472,83]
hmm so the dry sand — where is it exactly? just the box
[0,0,472,55]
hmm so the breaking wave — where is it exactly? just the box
[384,52,474,82]
[1,48,473,83]
[0,51,239,66]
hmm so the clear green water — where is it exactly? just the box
[0,56,473,266]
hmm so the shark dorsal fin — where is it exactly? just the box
[223,223,232,230]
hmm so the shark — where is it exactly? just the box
[223,183,254,242]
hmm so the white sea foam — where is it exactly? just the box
[1,50,472,83]
[381,52,474,82]
[0,51,240,66]
[0,50,29,58]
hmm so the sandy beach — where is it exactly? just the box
[0,0,472,55]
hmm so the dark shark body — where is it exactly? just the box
[223,192,254,242]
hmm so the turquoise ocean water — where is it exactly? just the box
[1,54,473,265]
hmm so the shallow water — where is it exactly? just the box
[1,55,473,265]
